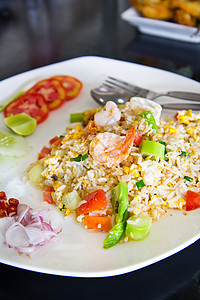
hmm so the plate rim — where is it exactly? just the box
[0,55,200,277]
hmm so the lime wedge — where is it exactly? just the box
[4,113,37,136]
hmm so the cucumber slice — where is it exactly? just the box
[125,215,152,241]
[4,113,37,136]
[0,129,31,157]
[62,190,81,210]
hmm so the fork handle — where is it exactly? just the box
[166,91,200,102]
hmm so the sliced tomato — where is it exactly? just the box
[28,78,66,110]
[77,190,107,216]
[38,146,51,160]
[49,135,64,147]
[4,93,49,124]
[51,75,82,100]
[134,130,143,146]
[85,215,112,231]
[186,190,200,211]
[43,186,55,205]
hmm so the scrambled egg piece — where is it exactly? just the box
[44,155,61,165]
[164,126,177,134]
[63,123,85,142]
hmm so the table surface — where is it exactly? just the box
[1,1,200,299]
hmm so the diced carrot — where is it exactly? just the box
[85,215,112,231]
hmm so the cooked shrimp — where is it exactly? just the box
[89,126,136,168]
[129,97,162,124]
[94,101,121,127]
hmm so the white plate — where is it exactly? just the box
[121,7,200,43]
[0,56,200,278]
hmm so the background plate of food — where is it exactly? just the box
[122,1,200,43]
[0,56,200,277]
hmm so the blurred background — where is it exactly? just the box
[0,0,199,82]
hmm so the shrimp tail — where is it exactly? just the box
[107,126,136,168]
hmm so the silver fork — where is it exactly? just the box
[90,76,200,110]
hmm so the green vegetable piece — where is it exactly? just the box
[103,210,128,249]
[184,176,193,182]
[140,110,158,133]
[4,113,37,136]
[179,151,190,157]
[103,222,126,249]
[74,153,88,162]
[140,140,165,160]
[62,190,81,210]
[82,153,88,161]
[112,182,129,223]
[159,140,166,147]
[74,154,82,162]
[70,112,84,123]
[159,140,168,161]
[125,214,152,241]
[0,91,24,112]
[0,129,30,157]
[27,164,44,185]
[136,179,145,190]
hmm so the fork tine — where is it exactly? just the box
[102,82,116,90]
[105,78,137,93]
[107,76,140,91]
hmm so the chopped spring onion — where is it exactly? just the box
[136,179,145,190]
[70,112,84,123]
[140,140,165,160]
[184,176,193,182]
[139,110,158,133]
[159,140,166,147]
[159,140,168,161]
[179,151,190,157]
[74,154,82,162]
[82,153,89,161]
[74,153,88,162]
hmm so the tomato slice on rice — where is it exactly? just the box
[43,186,55,205]
[76,190,107,216]
[4,93,49,124]
[51,75,82,100]
[28,78,66,110]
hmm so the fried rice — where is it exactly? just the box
[27,97,200,227]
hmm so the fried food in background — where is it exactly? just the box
[129,0,200,27]
[173,8,196,26]
[130,0,173,20]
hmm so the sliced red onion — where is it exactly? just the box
[6,222,30,248]
[0,204,62,254]
[0,217,15,244]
